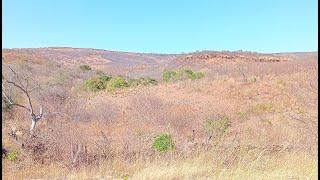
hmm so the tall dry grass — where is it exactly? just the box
[3,147,317,179]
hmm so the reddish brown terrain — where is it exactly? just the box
[2,48,318,179]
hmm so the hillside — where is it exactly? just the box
[2,48,318,179]
[2,48,317,76]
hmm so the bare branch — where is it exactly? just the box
[6,79,34,114]
[2,65,44,134]
[6,65,26,90]
[2,82,30,111]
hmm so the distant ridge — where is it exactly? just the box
[2,47,317,56]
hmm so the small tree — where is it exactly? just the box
[2,65,43,135]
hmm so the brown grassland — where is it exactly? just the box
[2,48,318,179]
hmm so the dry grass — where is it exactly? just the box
[3,149,317,179]
[2,49,318,180]
[131,152,317,180]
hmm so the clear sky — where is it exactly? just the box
[3,0,318,53]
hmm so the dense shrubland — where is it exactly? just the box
[84,68,203,93]
[162,68,205,82]
[84,75,158,92]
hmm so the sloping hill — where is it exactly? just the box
[2,47,318,179]
[2,47,317,77]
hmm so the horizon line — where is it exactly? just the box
[2,46,318,55]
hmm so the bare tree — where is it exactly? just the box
[238,65,248,83]
[2,65,43,135]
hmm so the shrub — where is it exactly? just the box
[203,115,230,137]
[84,78,106,92]
[183,69,195,78]
[184,69,205,80]
[98,75,112,82]
[162,70,177,82]
[162,68,204,82]
[85,78,105,92]
[84,75,112,92]
[127,77,157,87]
[191,72,205,80]
[85,75,157,92]
[152,134,175,152]
[175,69,186,80]
[7,150,19,161]
[79,65,92,71]
[106,76,128,91]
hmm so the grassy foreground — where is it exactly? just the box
[3,149,317,179]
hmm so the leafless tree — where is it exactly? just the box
[2,65,43,136]
[238,64,248,83]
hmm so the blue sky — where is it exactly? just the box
[3,0,318,53]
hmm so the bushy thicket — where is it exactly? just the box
[84,75,157,92]
[84,75,112,92]
[127,77,158,87]
[162,68,204,82]
[106,76,128,91]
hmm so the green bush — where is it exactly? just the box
[85,75,157,92]
[152,134,175,152]
[84,78,106,92]
[190,72,205,80]
[183,69,204,80]
[106,76,128,91]
[79,65,92,71]
[162,68,204,82]
[162,70,177,82]
[7,150,19,161]
[175,69,186,80]
[98,75,112,82]
[203,115,230,137]
[127,77,158,87]
[183,69,194,78]
[84,75,111,92]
